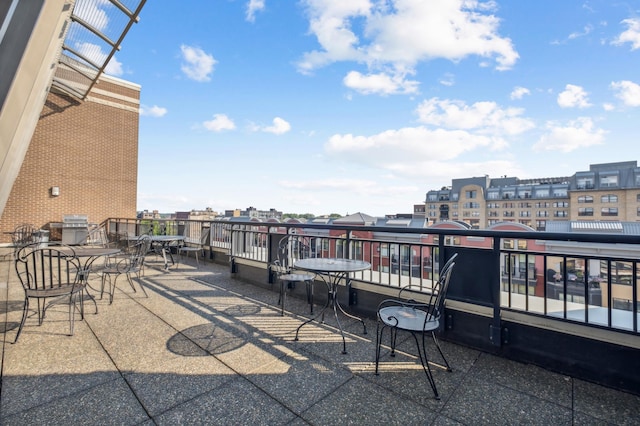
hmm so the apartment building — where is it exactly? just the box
[425,161,640,230]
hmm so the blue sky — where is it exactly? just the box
[103,0,640,217]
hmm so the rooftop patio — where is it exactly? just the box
[1,252,639,425]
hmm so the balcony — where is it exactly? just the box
[2,246,639,423]
[1,218,640,423]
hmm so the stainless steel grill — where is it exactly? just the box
[62,214,89,245]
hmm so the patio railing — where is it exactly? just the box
[105,217,640,395]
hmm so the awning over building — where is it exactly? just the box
[51,0,146,100]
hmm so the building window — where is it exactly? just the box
[463,202,481,208]
[488,211,499,217]
[578,195,593,203]
[519,211,531,217]
[487,191,499,199]
[553,188,568,197]
[601,194,618,203]
[576,178,594,189]
[536,211,549,217]
[518,202,531,208]
[503,202,514,208]
[502,191,515,199]
[465,190,477,199]
[601,207,618,216]
[535,189,550,198]
[503,211,515,217]
[536,220,546,230]
[554,211,568,217]
[578,208,594,216]
[553,201,569,208]
[600,174,618,187]
[535,202,549,208]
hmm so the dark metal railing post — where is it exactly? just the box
[489,236,503,346]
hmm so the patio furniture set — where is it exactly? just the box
[9,226,458,400]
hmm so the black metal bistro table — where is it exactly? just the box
[293,258,371,354]
[147,235,185,270]
[58,246,121,314]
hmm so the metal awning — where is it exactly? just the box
[51,0,146,100]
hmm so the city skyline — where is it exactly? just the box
[103,1,640,216]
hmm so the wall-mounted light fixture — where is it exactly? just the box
[51,186,60,197]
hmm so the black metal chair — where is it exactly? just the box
[13,244,84,343]
[177,224,209,268]
[11,223,39,254]
[270,235,316,316]
[100,235,152,304]
[375,253,458,399]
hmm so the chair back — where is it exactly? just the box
[182,222,209,246]
[275,235,312,273]
[14,245,81,292]
[425,257,457,324]
[87,226,109,247]
[129,235,152,270]
[12,224,38,251]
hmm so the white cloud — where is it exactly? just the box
[532,117,606,152]
[557,84,591,108]
[140,105,168,117]
[612,18,640,50]
[180,45,216,82]
[298,0,518,77]
[415,98,535,138]
[343,70,418,95]
[203,114,236,131]
[568,24,593,40]
[510,86,530,100]
[602,103,615,111]
[439,73,455,87]
[246,0,265,22]
[610,80,640,106]
[262,117,291,134]
[324,126,495,179]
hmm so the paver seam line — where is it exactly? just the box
[83,307,154,421]
[146,375,301,423]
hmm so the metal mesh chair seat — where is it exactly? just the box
[377,306,440,332]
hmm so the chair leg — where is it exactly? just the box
[414,332,440,399]
[306,280,314,314]
[108,274,121,304]
[389,327,398,357]
[278,279,286,316]
[374,322,384,375]
[68,293,76,336]
[431,332,452,372]
[13,299,29,343]
[135,271,148,297]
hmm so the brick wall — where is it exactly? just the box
[0,75,140,243]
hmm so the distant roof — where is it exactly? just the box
[545,221,640,235]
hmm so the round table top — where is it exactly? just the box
[128,235,184,242]
[59,247,121,257]
[294,258,371,273]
